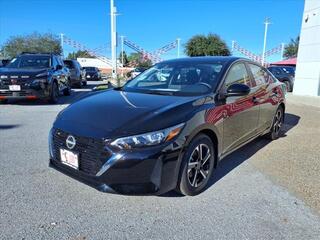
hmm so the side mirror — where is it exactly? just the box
[56,64,63,70]
[226,83,250,97]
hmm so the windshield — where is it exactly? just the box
[6,55,51,69]
[123,61,224,96]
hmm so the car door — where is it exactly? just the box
[221,62,260,155]
[247,63,278,133]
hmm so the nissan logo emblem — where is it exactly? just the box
[66,135,76,149]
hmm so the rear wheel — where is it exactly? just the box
[284,81,292,92]
[265,106,284,140]
[49,82,59,104]
[0,99,8,104]
[176,134,215,196]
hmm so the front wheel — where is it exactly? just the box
[176,134,215,196]
[48,82,59,104]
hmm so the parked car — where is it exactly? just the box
[0,59,10,68]
[49,57,286,196]
[267,66,295,92]
[0,53,71,104]
[129,67,148,78]
[84,67,102,80]
[63,60,87,87]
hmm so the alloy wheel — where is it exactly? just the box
[187,143,211,188]
[273,109,283,134]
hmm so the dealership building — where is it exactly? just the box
[294,0,320,96]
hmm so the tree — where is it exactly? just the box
[119,51,129,66]
[1,32,62,58]
[67,50,94,59]
[185,33,231,57]
[127,52,152,68]
[283,36,299,59]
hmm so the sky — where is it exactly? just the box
[0,0,304,62]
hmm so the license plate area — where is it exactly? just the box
[60,149,79,170]
[9,85,21,91]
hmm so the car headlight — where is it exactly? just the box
[48,128,54,158]
[110,123,185,150]
[0,75,8,79]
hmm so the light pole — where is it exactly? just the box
[280,42,285,60]
[177,38,181,58]
[120,35,124,76]
[110,0,117,80]
[262,17,271,65]
[60,33,64,58]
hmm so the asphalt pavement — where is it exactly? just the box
[0,82,319,240]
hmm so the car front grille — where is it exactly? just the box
[52,129,111,175]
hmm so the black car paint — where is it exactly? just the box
[49,57,285,195]
[0,53,70,100]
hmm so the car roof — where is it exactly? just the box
[160,56,243,65]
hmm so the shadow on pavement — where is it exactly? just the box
[2,82,101,106]
[0,124,21,130]
[161,113,300,197]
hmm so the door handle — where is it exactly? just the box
[252,96,258,104]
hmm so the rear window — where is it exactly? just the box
[64,61,74,69]
[84,67,96,71]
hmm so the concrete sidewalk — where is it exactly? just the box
[286,93,320,108]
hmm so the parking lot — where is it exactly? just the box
[0,82,320,240]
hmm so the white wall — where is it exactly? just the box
[294,0,320,96]
[77,58,112,68]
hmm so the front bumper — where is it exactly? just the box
[49,140,183,195]
[0,87,49,100]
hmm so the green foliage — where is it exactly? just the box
[67,50,94,59]
[185,33,230,57]
[283,36,299,59]
[127,52,152,68]
[1,32,62,58]
[119,51,129,66]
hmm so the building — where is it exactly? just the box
[294,0,320,96]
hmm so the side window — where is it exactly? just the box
[224,63,251,87]
[248,64,271,86]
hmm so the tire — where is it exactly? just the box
[176,134,215,196]
[0,99,8,104]
[49,82,59,104]
[284,81,292,92]
[265,106,284,140]
[63,86,71,96]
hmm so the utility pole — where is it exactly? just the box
[262,17,271,66]
[177,38,181,58]
[120,35,124,76]
[231,40,235,54]
[110,0,117,80]
[60,33,64,58]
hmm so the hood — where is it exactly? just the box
[54,90,206,139]
[0,67,48,79]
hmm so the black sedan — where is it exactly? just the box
[49,57,286,196]
[84,67,102,81]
